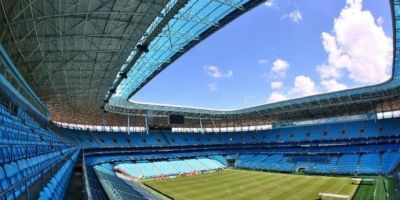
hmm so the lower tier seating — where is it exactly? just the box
[235,151,400,175]
[94,164,160,200]
[115,157,225,179]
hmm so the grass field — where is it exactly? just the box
[352,177,398,200]
[142,169,359,200]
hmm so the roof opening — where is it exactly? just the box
[131,0,393,110]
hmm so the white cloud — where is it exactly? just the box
[283,10,303,23]
[271,59,289,72]
[321,79,348,92]
[267,75,317,103]
[289,75,317,97]
[267,92,287,103]
[317,0,392,84]
[204,65,233,78]
[316,63,342,80]
[377,16,383,26]
[263,58,290,80]
[207,82,218,92]
[271,81,283,89]
[264,0,275,7]
[266,0,393,104]
[258,59,268,65]
[288,10,303,23]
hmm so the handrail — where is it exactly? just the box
[80,135,400,154]
[81,149,94,200]
[83,147,400,168]
[0,148,77,197]
[0,44,49,119]
[0,145,74,166]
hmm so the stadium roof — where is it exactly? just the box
[1,0,400,126]
[106,0,400,125]
[0,0,264,125]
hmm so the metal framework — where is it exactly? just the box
[106,0,400,127]
[1,0,400,127]
[0,0,166,124]
[106,0,263,100]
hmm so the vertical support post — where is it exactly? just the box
[212,119,216,133]
[219,123,222,133]
[145,116,149,134]
[200,118,204,135]
[127,115,130,135]
[369,101,377,122]
[102,112,106,128]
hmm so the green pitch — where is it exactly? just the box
[142,169,359,200]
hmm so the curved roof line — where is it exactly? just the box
[106,0,265,100]
[107,0,400,118]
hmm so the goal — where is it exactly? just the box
[352,178,375,185]
[318,192,350,200]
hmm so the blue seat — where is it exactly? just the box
[4,162,21,199]
[17,159,33,185]
[0,128,8,143]
[0,166,9,200]
[1,147,10,163]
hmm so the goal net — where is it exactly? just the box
[352,178,375,185]
[318,193,350,200]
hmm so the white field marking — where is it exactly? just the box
[159,170,250,190]
[334,180,350,194]
[159,172,248,200]
[231,173,294,199]
[285,176,331,200]
[149,183,191,200]
[267,175,315,199]
[170,170,271,199]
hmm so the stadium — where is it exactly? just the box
[0,0,399,199]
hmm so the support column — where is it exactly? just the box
[145,116,149,134]
[127,115,130,135]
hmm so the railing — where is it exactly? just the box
[0,44,48,119]
[0,143,73,165]
[80,135,400,156]
[0,148,77,199]
[82,149,96,200]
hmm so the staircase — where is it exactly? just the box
[159,130,170,145]
[89,132,104,147]
[183,160,195,171]
[151,162,163,176]
[132,164,144,177]
[168,161,181,174]
[355,154,362,175]
[390,158,400,176]
[379,153,384,175]
[197,158,210,169]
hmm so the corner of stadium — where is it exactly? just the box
[0,0,399,199]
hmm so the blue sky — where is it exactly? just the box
[132,0,393,110]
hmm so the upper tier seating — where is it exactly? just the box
[0,104,75,200]
[0,105,72,165]
[0,148,78,199]
[38,150,80,200]
[60,117,400,148]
